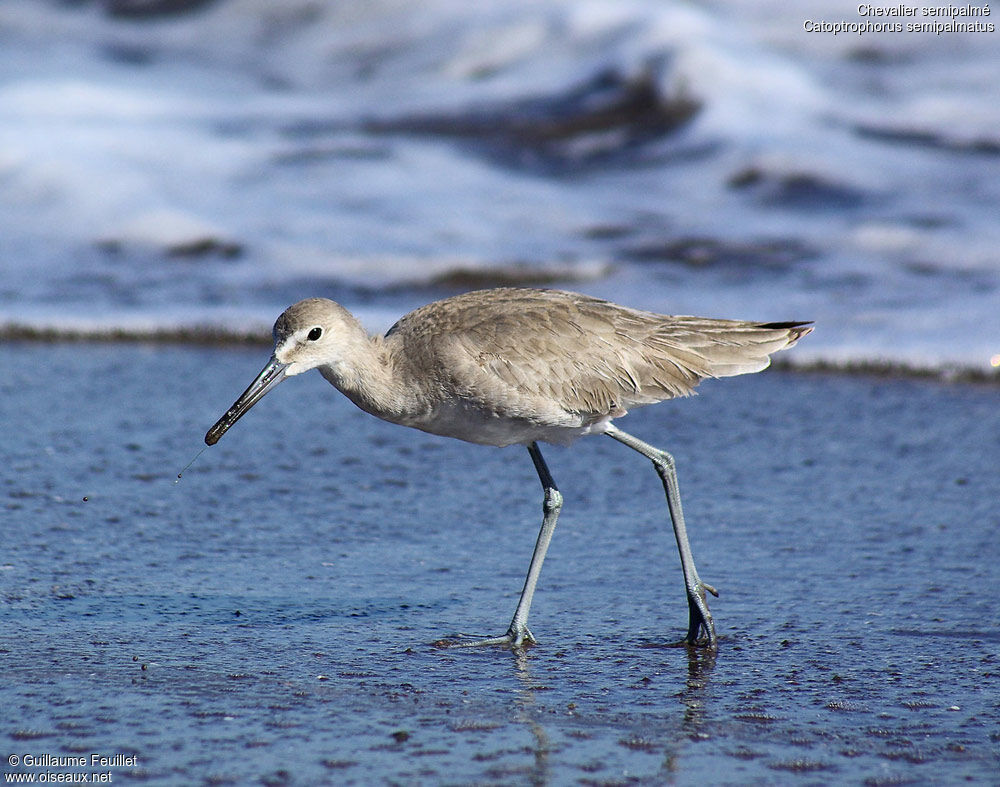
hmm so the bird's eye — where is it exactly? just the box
[307,327,323,341]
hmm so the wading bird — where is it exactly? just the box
[205,287,811,649]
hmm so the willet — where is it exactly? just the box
[205,287,812,649]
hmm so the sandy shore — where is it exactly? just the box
[2,342,997,784]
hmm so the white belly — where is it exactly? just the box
[397,398,615,447]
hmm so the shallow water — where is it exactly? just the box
[2,343,998,784]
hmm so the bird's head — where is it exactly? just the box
[271,297,352,378]
[204,298,362,445]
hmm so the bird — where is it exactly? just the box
[204,287,812,650]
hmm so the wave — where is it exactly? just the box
[1,0,997,376]
[362,67,701,172]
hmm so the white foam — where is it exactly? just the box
[0,0,996,376]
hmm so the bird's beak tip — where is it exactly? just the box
[203,356,289,448]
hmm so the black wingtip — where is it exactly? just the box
[759,320,814,330]
[760,320,814,342]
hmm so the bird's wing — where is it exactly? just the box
[391,288,810,422]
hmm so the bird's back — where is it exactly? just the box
[382,288,810,446]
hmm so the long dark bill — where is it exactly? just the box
[205,356,288,445]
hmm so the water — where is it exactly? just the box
[2,343,999,783]
[2,3,999,782]
[1,0,998,374]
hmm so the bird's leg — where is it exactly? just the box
[447,442,562,649]
[507,442,563,644]
[604,425,718,649]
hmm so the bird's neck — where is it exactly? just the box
[318,334,423,425]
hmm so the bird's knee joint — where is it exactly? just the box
[652,450,676,473]
[542,487,563,516]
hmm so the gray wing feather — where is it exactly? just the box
[390,288,811,422]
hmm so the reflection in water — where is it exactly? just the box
[680,645,717,735]
[659,646,717,776]
[511,648,551,786]
[505,643,717,785]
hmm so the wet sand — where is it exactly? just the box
[2,343,998,784]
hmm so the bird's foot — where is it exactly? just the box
[684,580,719,650]
[433,624,536,650]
